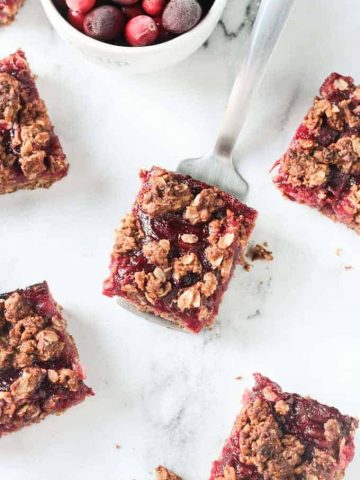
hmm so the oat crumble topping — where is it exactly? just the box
[155,466,182,480]
[250,243,274,262]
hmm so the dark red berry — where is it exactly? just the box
[68,9,86,31]
[162,0,202,34]
[53,0,67,8]
[121,5,145,18]
[125,15,159,46]
[83,6,125,41]
[142,0,166,16]
[315,125,339,147]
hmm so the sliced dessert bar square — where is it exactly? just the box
[0,50,68,194]
[0,281,93,437]
[0,0,24,25]
[103,166,257,333]
[273,73,360,234]
[210,374,358,480]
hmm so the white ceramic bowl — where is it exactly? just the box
[40,0,228,73]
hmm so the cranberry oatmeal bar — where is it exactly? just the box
[210,374,358,480]
[273,73,360,234]
[0,0,24,25]
[0,50,68,195]
[156,466,182,480]
[0,282,93,437]
[103,167,257,333]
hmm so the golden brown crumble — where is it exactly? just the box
[139,168,193,217]
[281,151,329,188]
[133,269,172,305]
[173,253,202,282]
[180,233,198,244]
[155,466,182,480]
[10,367,46,401]
[4,292,32,323]
[184,188,225,225]
[177,272,217,311]
[143,239,170,268]
[250,243,274,262]
[0,1,25,25]
[114,214,144,254]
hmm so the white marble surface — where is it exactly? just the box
[0,0,360,479]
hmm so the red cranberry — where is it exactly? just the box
[111,0,139,5]
[66,0,96,13]
[162,0,202,34]
[84,6,125,41]
[125,15,159,46]
[121,5,144,18]
[320,73,354,102]
[295,124,313,141]
[315,125,339,147]
[142,0,166,16]
[68,9,86,31]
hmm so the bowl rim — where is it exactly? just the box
[40,0,227,55]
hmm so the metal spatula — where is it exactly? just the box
[119,0,294,331]
[178,0,295,199]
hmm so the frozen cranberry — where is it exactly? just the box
[84,6,125,41]
[111,0,139,5]
[121,5,144,18]
[142,0,166,16]
[162,0,202,34]
[125,15,159,46]
[66,0,96,13]
[68,9,86,31]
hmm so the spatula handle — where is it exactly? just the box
[214,0,294,161]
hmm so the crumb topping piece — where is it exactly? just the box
[139,168,193,217]
[114,214,144,254]
[184,188,225,225]
[155,466,182,480]
[250,243,273,262]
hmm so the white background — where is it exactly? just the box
[0,0,359,479]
